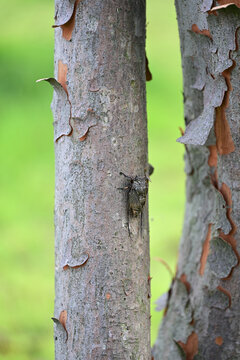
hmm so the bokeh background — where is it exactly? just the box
[0,0,184,358]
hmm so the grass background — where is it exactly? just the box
[0,0,184,358]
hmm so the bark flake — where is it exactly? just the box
[71,108,98,141]
[208,236,238,278]
[177,8,240,152]
[62,252,89,270]
[52,310,68,341]
[211,186,231,234]
[53,0,81,41]
[36,78,72,142]
[177,76,226,146]
[211,1,240,12]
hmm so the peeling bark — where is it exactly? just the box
[212,1,240,11]
[37,78,72,142]
[51,1,150,359]
[53,0,81,41]
[153,2,240,359]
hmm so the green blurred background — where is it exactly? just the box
[0,0,184,358]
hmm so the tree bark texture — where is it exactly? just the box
[153,1,240,360]
[46,0,150,359]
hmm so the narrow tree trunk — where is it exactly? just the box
[49,0,150,359]
[153,1,240,359]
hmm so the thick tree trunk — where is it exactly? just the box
[46,0,150,359]
[153,1,240,360]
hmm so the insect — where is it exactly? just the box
[119,171,149,236]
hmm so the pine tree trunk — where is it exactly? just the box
[153,1,240,359]
[46,0,150,359]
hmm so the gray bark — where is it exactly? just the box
[46,0,150,359]
[153,2,240,360]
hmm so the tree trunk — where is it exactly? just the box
[153,1,240,359]
[45,0,150,359]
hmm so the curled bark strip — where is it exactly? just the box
[219,0,240,5]
[199,224,212,276]
[62,252,89,270]
[61,0,81,41]
[54,0,75,26]
[177,332,198,360]
[191,24,212,39]
[211,1,240,11]
[53,0,81,41]
[36,77,63,92]
[145,55,152,81]
[36,78,72,142]
[155,257,174,278]
[52,310,68,341]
